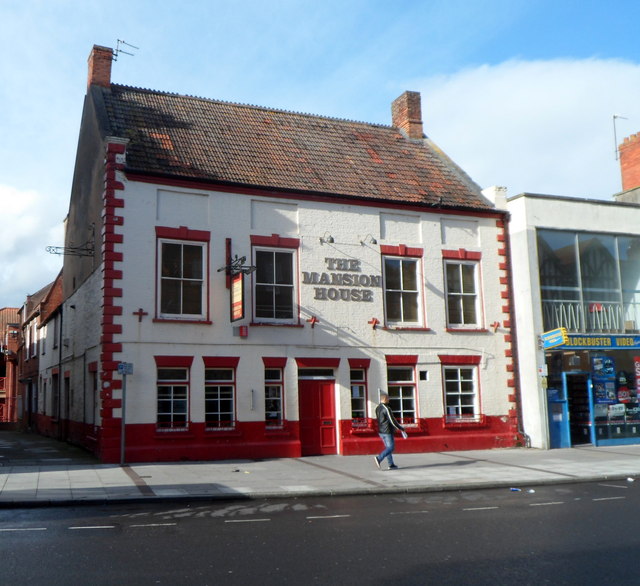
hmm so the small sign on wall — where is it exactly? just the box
[231,272,244,322]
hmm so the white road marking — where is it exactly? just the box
[68,525,116,530]
[129,523,177,528]
[463,506,499,511]
[389,511,429,515]
[592,496,626,502]
[598,484,628,489]
[306,514,351,519]
[529,502,564,507]
[0,527,47,533]
[224,518,271,523]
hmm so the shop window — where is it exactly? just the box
[157,367,189,430]
[265,368,284,428]
[386,366,416,425]
[205,368,235,430]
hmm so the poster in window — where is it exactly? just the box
[231,272,244,322]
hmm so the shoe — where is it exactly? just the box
[374,456,381,470]
[388,464,399,470]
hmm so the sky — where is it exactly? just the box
[2,0,640,308]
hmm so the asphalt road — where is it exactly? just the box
[1,480,638,585]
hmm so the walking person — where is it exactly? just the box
[374,392,406,470]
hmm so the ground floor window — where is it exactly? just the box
[157,367,189,430]
[443,366,480,421]
[205,368,235,429]
[350,368,367,426]
[387,366,416,424]
[265,367,284,427]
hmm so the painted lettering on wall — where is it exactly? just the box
[302,257,381,302]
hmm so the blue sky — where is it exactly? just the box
[2,0,640,307]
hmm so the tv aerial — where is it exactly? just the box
[114,39,139,61]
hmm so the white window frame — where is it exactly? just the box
[156,367,189,431]
[157,238,207,320]
[252,246,298,324]
[442,365,481,422]
[386,366,417,425]
[350,368,367,426]
[382,256,423,327]
[444,260,481,328]
[265,367,284,428]
[205,368,236,430]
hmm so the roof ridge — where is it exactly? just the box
[110,83,392,129]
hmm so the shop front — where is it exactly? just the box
[546,334,640,447]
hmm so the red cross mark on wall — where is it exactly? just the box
[133,308,148,322]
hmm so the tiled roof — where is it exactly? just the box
[98,85,491,210]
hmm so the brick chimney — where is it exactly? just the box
[391,91,424,139]
[619,132,640,192]
[87,45,113,90]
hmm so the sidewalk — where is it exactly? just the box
[2,430,640,508]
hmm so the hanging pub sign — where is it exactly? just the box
[231,272,244,322]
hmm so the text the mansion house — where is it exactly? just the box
[32,45,520,463]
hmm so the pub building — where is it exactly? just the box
[29,45,520,463]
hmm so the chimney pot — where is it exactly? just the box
[392,91,424,139]
[87,45,113,91]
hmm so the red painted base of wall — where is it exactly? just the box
[29,415,521,463]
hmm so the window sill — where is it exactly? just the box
[384,326,431,332]
[155,428,192,437]
[153,318,213,325]
[250,322,304,328]
[445,328,488,333]
[204,428,242,437]
[443,415,487,429]
[350,425,375,435]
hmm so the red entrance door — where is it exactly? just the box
[298,380,336,455]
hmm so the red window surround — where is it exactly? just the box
[250,234,300,248]
[295,357,340,368]
[385,355,418,365]
[380,244,423,257]
[437,354,482,365]
[156,226,211,242]
[203,356,240,368]
[442,248,482,260]
[262,357,288,368]
[348,358,371,369]
[154,356,195,368]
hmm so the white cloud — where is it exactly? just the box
[418,58,640,199]
[0,184,63,308]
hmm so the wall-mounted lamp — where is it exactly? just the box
[319,232,334,245]
[360,234,377,245]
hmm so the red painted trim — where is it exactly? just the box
[262,357,288,367]
[385,354,418,365]
[125,172,507,221]
[379,244,423,257]
[250,234,300,248]
[442,248,482,260]
[348,358,371,368]
[203,356,240,368]
[155,225,211,241]
[88,361,98,373]
[438,354,482,365]
[295,357,340,367]
[154,355,195,367]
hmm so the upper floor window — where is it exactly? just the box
[445,261,480,327]
[156,227,210,321]
[381,246,424,327]
[253,240,298,323]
